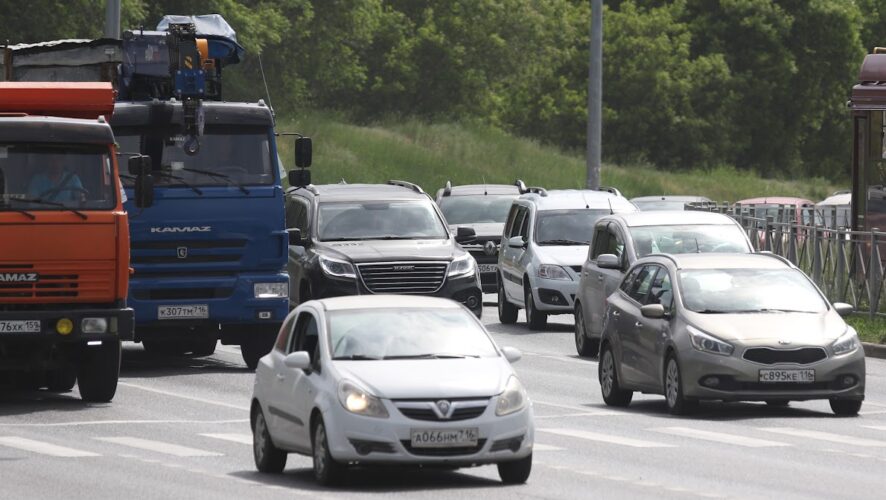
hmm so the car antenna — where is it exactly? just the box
[258,52,275,125]
[606,197,614,214]
[581,192,591,209]
[483,175,487,195]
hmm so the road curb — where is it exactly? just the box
[862,342,886,359]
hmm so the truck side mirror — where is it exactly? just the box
[128,155,152,176]
[134,173,154,208]
[295,137,312,168]
[289,169,311,187]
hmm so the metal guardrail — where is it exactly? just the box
[687,203,886,317]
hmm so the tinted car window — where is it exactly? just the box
[535,209,610,245]
[274,314,297,352]
[286,197,309,232]
[649,268,673,311]
[317,201,448,241]
[627,265,657,303]
[507,206,526,238]
[591,225,610,259]
[439,195,516,224]
[629,224,749,257]
[620,266,642,293]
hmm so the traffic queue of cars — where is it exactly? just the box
[249,179,866,485]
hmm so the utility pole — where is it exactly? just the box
[104,0,121,39]
[586,0,602,190]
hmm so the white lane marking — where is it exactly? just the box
[539,428,674,448]
[118,382,249,411]
[859,410,886,415]
[653,427,790,448]
[216,346,241,355]
[861,425,886,431]
[0,437,100,457]
[534,400,614,413]
[0,419,248,427]
[532,443,565,452]
[96,437,223,457]
[201,433,253,445]
[759,428,886,447]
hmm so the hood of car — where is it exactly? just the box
[335,358,508,399]
[686,310,847,345]
[320,239,457,262]
[533,245,589,266]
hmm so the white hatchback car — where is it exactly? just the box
[250,295,534,485]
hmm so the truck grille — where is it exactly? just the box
[357,261,448,294]
[0,262,114,302]
[130,239,247,265]
[743,347,827,365]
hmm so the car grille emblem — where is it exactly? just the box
[435,400,452,418]
[484,241,497,256]
[177,247,188,259]
[778,339,791,345]
[393,265,415,272]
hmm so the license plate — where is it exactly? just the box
[158,305,208,320]
[478,264,498,274]
[0,320,40,333]
[410,428,479,448]
[759,369,815,383]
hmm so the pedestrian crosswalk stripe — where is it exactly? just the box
[652,427,790,448]
[95,437,223,457]
[759,428,886,447]
[539,428,674,448]
[532,443,565,452]
[200,433,253,445]
[0,436,100,457]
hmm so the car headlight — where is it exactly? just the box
[253,282,289,299]
[687,325,734,356]
[337,380,389,418]
[537,264,571,281]
[320,255,356,279]
[832,327,860,355]
[496,376,528,416]
[448,253,477,278]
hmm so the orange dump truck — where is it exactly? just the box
[0,82,133,402]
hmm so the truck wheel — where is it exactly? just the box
[241,335,274,370]
[77,340,121,403]
[189,332,218,357]
[47,364,77,392]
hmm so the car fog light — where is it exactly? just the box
[56,318,74,335]
[81,318,108,334]
[465,295,479,308]
[702,376,720,388]
[842,375,856,388]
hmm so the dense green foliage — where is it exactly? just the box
[0,1,880,182]
[276,112,839,202]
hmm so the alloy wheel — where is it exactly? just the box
[666,358,679,408]
[601,349,614,397]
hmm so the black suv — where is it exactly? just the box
[285,181,483,316]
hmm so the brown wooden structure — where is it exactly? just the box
[850,49,886,232]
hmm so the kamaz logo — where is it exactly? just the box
[0,273,38,283]
[150,226,212,233]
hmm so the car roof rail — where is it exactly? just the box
[598,186,622,197]
[526,186,547,196]
[442,180,452,196]
[756,251,796,268]
[514,179,528,194]
[387,179,425,194]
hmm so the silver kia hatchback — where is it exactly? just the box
[598,253,865,416]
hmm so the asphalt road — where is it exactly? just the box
[3,299,886,499]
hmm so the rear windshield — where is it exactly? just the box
[438,194,516,225]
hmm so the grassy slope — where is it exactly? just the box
[276,111,842,200]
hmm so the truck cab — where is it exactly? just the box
[0,82,133,401]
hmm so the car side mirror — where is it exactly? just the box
[295,137,312,168]
[641,303,666,319]
[455,226,477,244]
[283,351,312,370]
[134,173,154,208]
[597,253,620,269]
[833,302,854,317]
[501,346,522,363]
[507,236,526,249]
[287,228,305,246]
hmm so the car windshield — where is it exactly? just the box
[438,194,516,225]
[116,126,274,187]
[634,200,694,211]
[328,308,499,359]
[678,268,828,314]
[318,200,449,241]
[535,209,610,245]
[629,224,750,257]
[0,143,116,211]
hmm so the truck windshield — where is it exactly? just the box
[117,126,274,187]
[0,143,116,211]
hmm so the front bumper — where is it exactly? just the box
[128,271,289,332]
[531,277,579,313]
[315,272,483,317]
[0,307,134,343]
[681,345,866,402]
[465,250,500,293]
[323,401,534,466]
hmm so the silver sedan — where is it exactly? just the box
[598,253,865,416]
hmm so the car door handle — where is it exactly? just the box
[596,275,603,282]
[275,373,285,381]
[635,321,643,328]
[612,310,620,317]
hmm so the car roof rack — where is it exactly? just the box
[442,180,452,196]
[525,186,547,196]
[387,179,425,194]
[598,186,622,197]
[514,179,528,194]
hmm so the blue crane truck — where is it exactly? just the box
[4,15,310,368]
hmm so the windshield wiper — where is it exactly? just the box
[178,168,250,195]
[382,353,479,360]
[693,309,732,314]
[8,198,87,220]
[332,354,382,360]
[0,203,36,220]
[155,172,203,195]
[537,239,588,246]
[730,308,815,314]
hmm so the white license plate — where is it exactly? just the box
[759,369,815,383]
[158,305,209,320]
[410,428,479,448]
[478,264,498,273]
[0,320,41,333]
